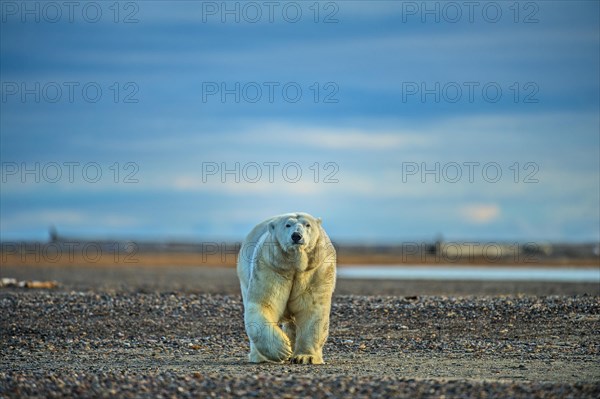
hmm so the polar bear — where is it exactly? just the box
[237,212,336,364]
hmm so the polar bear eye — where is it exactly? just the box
[305,223,311,228]
[285,224,291,228]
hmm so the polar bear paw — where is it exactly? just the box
[251,336,292,363]
[290,354,324,365]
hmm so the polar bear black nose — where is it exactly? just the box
[291,232,302,243]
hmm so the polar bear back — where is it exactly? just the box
[236,214,280,293]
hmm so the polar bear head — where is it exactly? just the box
[269,212,322,253]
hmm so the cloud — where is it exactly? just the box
[249,124,430,151]
[460,204,501,224]
[172,176,324,195]
[302,131,424,150]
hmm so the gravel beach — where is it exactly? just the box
[1,265,599,398]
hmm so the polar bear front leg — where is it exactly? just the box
[290,305,330,365]
[281,319,296,349]
[245,302,292,363]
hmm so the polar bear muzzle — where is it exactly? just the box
[291,231,303,244]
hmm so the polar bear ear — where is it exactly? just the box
[316,217,322,225]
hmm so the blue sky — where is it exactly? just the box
[1,1,599,243]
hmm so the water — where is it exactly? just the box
[336,265,600,282]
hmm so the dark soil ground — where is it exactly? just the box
[1,264,599,398]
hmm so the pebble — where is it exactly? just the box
[0,291,598,398]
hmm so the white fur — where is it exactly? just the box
[237,212,336,364]
[249,231,268,284]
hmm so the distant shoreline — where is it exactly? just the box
[1,239,598,268]
[1,252,598,268]
[2,263,598,297]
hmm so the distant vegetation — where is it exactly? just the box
[1,237,598,267]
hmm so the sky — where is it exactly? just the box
[1,1,599,244]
